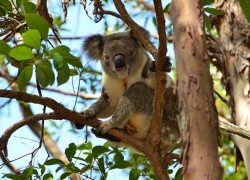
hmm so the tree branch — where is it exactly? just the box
[0,113,60,156]
[36,0,61,43]
[1,66,82,179]
[0,90,145,155]
[113,0,158,60]
[219,116,250,140]
[135,0,170,19]
[0,89,97,126]
[146,0,168,179]
[0,151,20,175]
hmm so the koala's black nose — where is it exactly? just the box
[113,54,126,69]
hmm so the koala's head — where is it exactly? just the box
[83,31,146,79]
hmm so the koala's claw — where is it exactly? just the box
[149,56,172,72]
[92,127,121,142]
[95,121,113,134]
[75,123,84,129]
[83,109,96,120]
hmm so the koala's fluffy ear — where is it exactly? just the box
[128,29,149,47]
[128,30,139,43]
[83,34,104,60]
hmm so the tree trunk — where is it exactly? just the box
[169,0,222,179]
[213,0,250,177]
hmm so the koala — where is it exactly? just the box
[95,81,179,154]
[79,31,178,153]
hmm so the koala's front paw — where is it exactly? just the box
[95,120,113,134]
[149,56,172,72]
[82,109,96,120]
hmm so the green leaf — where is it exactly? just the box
[163,3,171,13]
[0,55,5,64]
[36,61,55,87]
[25,14,49,39]
[69,69,78,76]
[174,167,183,180]
[18,65,33,91]
[203,0,214,5]
[65,57,83,68]
[152,16,157,27]
[22,2,36,13]
[57,63,70,85]
[0,6,7,16]
[92,146,110,159]
[0,40,10,55]
[16,0,22,9]
[129,169,140,180]
[84,154,93,164]
[204,7,224,16]
[50,45,70,54]
[21,167,35,179]
[2,173,19,180]
[65,163,81,173]
[239,0,250,23]
[65,143,77,161]
[52,53,64,70]
[114,151,124,162]
[50,45,82,68]
[110,160,131,169]
[9,46,34,61]
[204,14,212,32]
[0,0,12,11]
[78,141,92,150]
[42,173,53,180]
[97,157,106,177]
[22,29,41,49]
[55,165,64,173]
[60,172,71,180]
[38,163,46,176]
[167,169,173,174]
[44,158,65,166]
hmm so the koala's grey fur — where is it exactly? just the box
[81,31,179,154]
[102,82,179,154]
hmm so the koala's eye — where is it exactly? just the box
[104,55,110,60]
[128,50,134,56]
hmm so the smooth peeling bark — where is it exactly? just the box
[169,0,222,179]
[212,0,250,177]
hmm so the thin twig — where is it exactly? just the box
[0,99,12,109]
[0,151,20,175]
[0,113,59,157]
[214,90,229,105]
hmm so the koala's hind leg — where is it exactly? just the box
[95,82,153,135]
[95,96,134,134]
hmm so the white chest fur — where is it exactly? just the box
[102,55,148,108]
